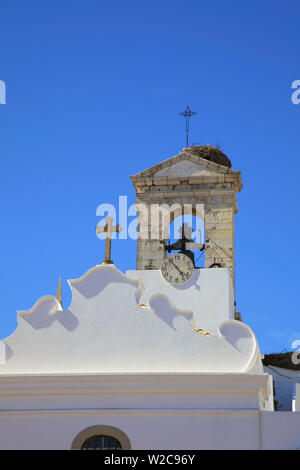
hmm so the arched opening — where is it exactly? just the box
[167,213,205,269]
[81,435,122,450]
[71,425,131,450]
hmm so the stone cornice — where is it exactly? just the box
[131,151,242,193]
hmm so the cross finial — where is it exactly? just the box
[95,216,122,265]
[179,105,196,148]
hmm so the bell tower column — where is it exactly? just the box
[130,147,242,289]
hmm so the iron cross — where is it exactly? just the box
[95,216,122,264]
[179,105,196,148]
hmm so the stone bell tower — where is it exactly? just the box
[130,145,242,288]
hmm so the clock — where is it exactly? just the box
[161,253,194,285]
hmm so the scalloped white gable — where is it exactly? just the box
[0,264,263,375]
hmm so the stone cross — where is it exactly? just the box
[95,216,122,264]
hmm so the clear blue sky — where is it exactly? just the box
[0,0,299,354]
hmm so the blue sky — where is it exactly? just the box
[0,0,299,354]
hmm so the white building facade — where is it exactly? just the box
[1,147,300,450]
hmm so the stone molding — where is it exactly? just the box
[0,373,271,411]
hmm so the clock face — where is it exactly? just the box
[161,253,194,285]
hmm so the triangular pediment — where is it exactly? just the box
[131,150,242,190]
[153,159,223,178]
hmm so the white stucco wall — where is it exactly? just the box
[0,410,262,450]
[264,366,300,411]
[261,411,300,450]
[0,406,299,450]
[293,383,300,411]
[0,372,272,450]
[126,268,235,336]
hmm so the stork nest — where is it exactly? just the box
[185,145,232,168]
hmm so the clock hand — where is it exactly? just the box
[168,258,186,278]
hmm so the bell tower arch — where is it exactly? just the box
[130,146,242,289]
